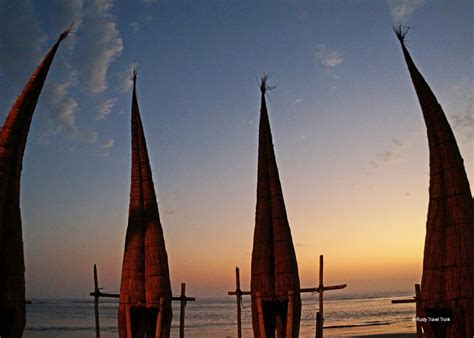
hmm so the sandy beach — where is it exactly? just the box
[353,335,416,338]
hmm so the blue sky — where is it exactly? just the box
[0,0,472,298]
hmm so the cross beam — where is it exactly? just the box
[90,264,195,338]
[227,255,346,338]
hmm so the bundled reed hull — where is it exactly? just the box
[395,27,474,338]
[0,30,68,337]
[118,73,172,338]
[251,77,301,338]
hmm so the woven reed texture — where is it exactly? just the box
[396,29,474,338]
[0,32,66,337]
[118,77,172,338]
[251,79,301,338]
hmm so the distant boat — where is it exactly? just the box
[118,70,173,338]
[394,26,474,338]
[0,27,71,337]
[251,76,301,338]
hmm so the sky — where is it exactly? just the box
[0,0,472,298]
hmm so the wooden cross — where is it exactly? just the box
[227,267,250,338]
[391,284,422,338]
[305,255,347,338]
[227,255,346,338]
[175,282,195,338]
[90,264,195,338]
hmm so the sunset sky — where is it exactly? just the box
[0,0,472,298]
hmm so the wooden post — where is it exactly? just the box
[286,290,294,338]
[126,295,133,338]
[318,255,324,338]
[316,312,322,338]
[180,283,187,338]
[256,292,266,338]
[415,284,422,338]
[93,264,100,338]
[235,267,242,338]
[319,255,324,322]
[155,297,164,338]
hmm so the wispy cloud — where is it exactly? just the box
[315,43,343,80]
[102,138,114,149]
[315,44,343,68]
[129,22,139,32]
[74,0,123,94]
[387,0,424,22]
[96,98,117,120]
[1,0,124,148]
[83,129,98,143]
[369,138,407,169]
[29,0,85,143]
[94,0,113,13]
[451,111,473,143]
[100,137,114,157]
[43,59,79,137]
[447,81,474,144]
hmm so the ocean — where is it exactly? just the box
[23,289,417,337]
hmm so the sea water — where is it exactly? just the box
[24,291,416,337]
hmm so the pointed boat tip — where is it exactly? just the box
[393,24,410,44]
[58,22,75,42]
[130,66,138,85]
[259,74,278,95]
